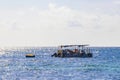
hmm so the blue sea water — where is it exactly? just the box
[0,47,120,80]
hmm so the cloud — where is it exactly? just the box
[114,0,120,5]
[68,20,83,27]
[0,3,120,47]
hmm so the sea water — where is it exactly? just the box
[0,47,120,80]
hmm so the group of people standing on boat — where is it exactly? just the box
[57,48,87,57]
[51,45,92,57]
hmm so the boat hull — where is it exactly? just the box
[51,53,92,58]
[26,56,35,58]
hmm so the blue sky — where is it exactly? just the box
[0,0,120,47]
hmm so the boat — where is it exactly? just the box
[26,53,35,58]
[51,45,93,58]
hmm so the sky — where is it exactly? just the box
[0,0,120,47]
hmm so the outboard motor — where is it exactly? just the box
[51,53,57,57]
[87,53,93,57]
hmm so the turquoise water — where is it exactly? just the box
[0,47,120,80]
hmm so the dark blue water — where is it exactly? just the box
[0,47,120,80]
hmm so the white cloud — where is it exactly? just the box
[114,0,120,5]
[0,3,120,47]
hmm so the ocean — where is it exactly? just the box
[0,47,120,80]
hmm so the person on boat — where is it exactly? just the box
[66,49,74,54]
[74,49,79,53]
[57,49,62,57]
[56,46,63,57]
[81,50,85,55]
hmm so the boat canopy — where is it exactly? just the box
[60,44,89,47]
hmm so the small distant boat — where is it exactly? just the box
[51,45,93,58]
[26,53,35,58]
